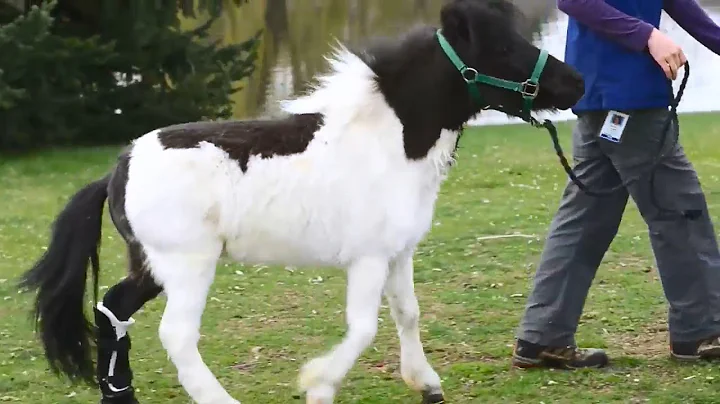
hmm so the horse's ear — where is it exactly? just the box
[440,1,472,43]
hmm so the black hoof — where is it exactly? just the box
[421,390,445,404]
[101,398,139,404]
[100,391,139,404]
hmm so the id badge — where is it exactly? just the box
[599,111,630,143]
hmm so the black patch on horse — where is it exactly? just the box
[351,26,473,160]
[107,150,155,281]
[107,149,133,242]
[350,0,583,160]
[157,113,324,172]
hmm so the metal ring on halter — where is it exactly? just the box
[460,67,479,83]
[521,80,540,98]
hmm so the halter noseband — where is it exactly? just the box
[436,29,549,119]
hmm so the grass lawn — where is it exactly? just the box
[2,112,720,403]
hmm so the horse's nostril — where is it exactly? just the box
[575,75,585,89]
[575,78,585,94]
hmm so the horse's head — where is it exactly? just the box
[439,0,585,117]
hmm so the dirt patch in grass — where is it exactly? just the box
[608,322,670,359]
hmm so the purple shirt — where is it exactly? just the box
[557,0,720,55]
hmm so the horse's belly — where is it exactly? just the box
[221,186,438,268]
[223,231,337,268]
[222,205,360,267]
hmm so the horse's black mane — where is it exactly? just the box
[337,0,527,159]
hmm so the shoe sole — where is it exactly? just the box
[511,354,545,368]
[511,355,607,370]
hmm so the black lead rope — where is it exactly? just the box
[523,62,694,219]
[437,29,695,219]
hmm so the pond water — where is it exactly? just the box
[200,0,720,125]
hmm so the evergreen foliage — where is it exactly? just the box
[0,0,260,152]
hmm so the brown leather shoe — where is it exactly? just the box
[671,336,720,361]
[511,339,609,369]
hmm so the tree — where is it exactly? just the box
[0,0,261,152]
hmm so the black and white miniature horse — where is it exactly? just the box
[19,0,583,403]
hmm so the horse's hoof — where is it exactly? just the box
[421,390,445,404]
[305,384,335,404]
[100,395,139,404]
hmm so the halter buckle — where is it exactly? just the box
[521,80,539,99]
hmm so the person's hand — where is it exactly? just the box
[647,28,687,80]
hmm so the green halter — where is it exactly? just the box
[436,29,549,117]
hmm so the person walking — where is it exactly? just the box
[512,0,720,369]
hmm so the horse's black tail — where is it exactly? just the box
[18,175,111,386]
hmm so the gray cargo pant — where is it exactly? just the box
[517,108,720,345]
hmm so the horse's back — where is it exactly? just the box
[155,114,323,171]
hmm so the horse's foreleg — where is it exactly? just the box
[298,256,390,404]
[146,243,239,404]
[385,251,444,403]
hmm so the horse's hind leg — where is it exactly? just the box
[144,243,239,404]
[96,244,162,404]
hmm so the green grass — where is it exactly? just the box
[2,112,720,403]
